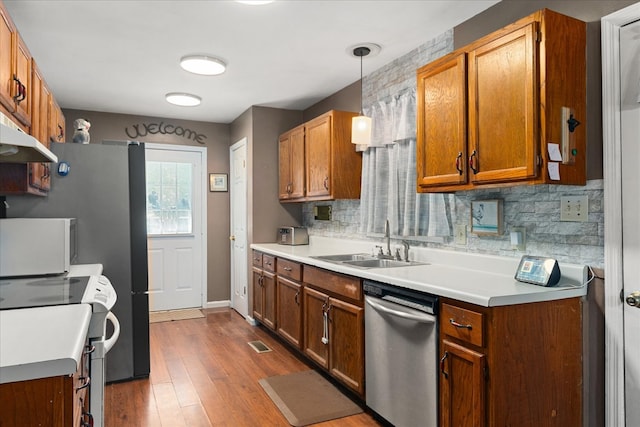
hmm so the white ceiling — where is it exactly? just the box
[5,0,499,124]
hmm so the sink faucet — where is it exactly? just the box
[385,219,391,257]
[401,240,410,262]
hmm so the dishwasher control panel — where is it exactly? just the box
[363,280,437,315]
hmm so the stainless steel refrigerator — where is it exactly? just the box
[7,141,150,382]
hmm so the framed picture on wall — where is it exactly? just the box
[470,199,503,235]
[209,173,228,192]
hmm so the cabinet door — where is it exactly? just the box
[417,52,468,189]
[252,268,264,322]
[468,23,538,184]
[279,126,305,200]
[49,97,65,143]
[276,276,302,349]
[303,286,329,369]
[328,297,364,395]
[440,339,486,427]
[262,270,276,330]
[0,4,14,113]
[305,114,332,198]
[12,34,31,127]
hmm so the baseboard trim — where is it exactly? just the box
[203,300,231,309]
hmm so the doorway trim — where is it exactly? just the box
[144,142,208,309]
[602,3,640,425]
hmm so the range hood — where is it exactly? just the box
[0,123,58,163]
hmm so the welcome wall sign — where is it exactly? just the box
[124,121,207,144]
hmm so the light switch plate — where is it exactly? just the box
[560,195,588,222]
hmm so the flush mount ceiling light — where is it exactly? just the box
[236,1,274,5]
[351,46,373,146]
[180,55,226,76]
[165,92,201,107]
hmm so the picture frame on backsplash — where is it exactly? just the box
[209,173,228,192]
[470,199,503,235]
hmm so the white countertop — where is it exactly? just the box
[0,303,92,384]
[251,236,588,307]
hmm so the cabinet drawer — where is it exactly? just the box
[263,254,276,273]
[303,265,361,301]
[252,251,263,268]
[441,303,484,347]
[277,258,302,281]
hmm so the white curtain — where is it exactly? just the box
[359,89,451,237]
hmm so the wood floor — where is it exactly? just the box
[104,308,382,427]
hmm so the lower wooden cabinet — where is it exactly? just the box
[0,162,51,195]
[276,275,303,349]
[303,266,364,396]
[0,345,91,427]
[252,267,276,330]
[439,297,583,427]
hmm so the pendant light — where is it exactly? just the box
[351,46,372,145]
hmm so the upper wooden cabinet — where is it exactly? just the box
[278,110,362,202]
[417,9,586,192]
[278,124,305,200]
[0,2,31,128]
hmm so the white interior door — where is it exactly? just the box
[230,138,248,318]
[620,20,640,427]
[145,143,207,311]
[603,5,640,426]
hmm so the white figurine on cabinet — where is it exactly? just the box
[72,118,91,144]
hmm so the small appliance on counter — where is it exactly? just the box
[277,226,309,245]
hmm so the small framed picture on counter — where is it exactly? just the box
[209,173,228,192]
[470,199,503,235]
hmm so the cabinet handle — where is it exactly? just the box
[455,152,463,175]
[12,76,26,103]
[294,290,300,305]
[469,150,478,174]
[41,164,50,181]
[449,318,473,330]
[258,276,263,287]
[323,177,329,190]
[84,345,96,355]
[440,351,449,379]
[283,267,292,272]
[76,376,91,392]
[58,125,64,141]
[81,411,94,427]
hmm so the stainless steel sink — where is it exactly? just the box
[311,253,377,262]
[342,259,426,269]
[311,253,426,269]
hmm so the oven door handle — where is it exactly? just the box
[104,312,120,354]
[365,296,436,324]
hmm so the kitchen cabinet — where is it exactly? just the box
[278,110,361,202]
[252,251,276,330]
[302,265,364,395]
[439,297,583,426]
[278,124,305,200]
[276,258,303,349]
[49,96,65,143]
[0,344,92,427]
[0,2,31,128]
[417,9,586,192]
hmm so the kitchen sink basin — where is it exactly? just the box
[342,259,426,269]
[311,253,426,269]
[311,253,377,262]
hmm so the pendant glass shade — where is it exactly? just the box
[352,115,372,145]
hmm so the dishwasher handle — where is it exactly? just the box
[365,296,436,324]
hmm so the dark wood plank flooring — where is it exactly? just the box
[105,308,381,426]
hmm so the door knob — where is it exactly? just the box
[626,291,640,308]
[229,235,235,241]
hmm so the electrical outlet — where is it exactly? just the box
[560,195,588,222]
[454,224,467,245]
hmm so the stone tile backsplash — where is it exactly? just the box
[302,180,604,268]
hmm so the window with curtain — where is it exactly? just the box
[359,88,453,238]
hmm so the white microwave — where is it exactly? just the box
[0,218,77,277]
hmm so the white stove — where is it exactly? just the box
[0,273,119,427]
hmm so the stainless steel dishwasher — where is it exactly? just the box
[364,280,438,427]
